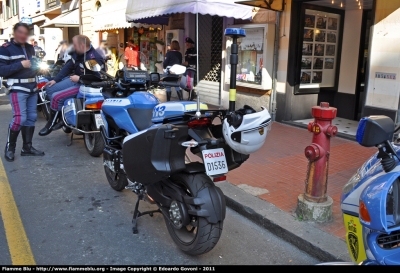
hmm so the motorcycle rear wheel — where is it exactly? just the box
[104,160,128,191]
[84,125,104,157]
[163,173,224,255]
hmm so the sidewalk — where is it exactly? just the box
[154,89,376,260]
[227,122,376,240]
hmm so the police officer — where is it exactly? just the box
[183,37,197,100]
[39,35,105,136]
[0,22,45,162]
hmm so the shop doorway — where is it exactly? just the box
[355,10,373,121]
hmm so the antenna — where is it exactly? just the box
[83,38,87,101]
[195,0,201,119]
[83,38,87,75]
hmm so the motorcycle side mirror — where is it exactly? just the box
[36,50,46,59]
[356,116,394,147]
[150,73,160,86]
[85,60,101,72]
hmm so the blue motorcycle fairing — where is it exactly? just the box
[102,92,159,134]
[63,85,105,127]
[367,231,400,265]
[341,145,400,216]
[359,172,400,233]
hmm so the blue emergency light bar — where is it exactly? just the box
[224,28,246,37]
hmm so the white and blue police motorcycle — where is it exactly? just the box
[83,60,272,255]
[339,116,400,265]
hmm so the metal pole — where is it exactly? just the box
[79,0,83,35]
[229,36,238,112]
[225,28,245,112]
[270,11,281,121]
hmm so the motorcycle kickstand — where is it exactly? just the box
[67,132,84,147]
[67,133,74,147]
[131,193,161,234]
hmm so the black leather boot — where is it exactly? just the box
[4,128,20,162]
[39,110,59,136]
[51,119,65,131]
[166,92,171,101]
[176,89,183,101]
[21,126,45,156]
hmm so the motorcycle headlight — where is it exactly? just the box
[343,171,362,194]
[39,63,49,70]
[386,179,400,227]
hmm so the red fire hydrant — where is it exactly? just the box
[304,102,338,203]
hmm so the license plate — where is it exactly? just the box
[202,148,228,176]
[343,214,367,263]
[95,114,104,129]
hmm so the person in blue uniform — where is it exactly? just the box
[0,22,45,162]
[39,35,105,136]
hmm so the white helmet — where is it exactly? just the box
[223,106,271,155]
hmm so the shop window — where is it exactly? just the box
[293,5,344,95]
[11,0,18,16]
[5,1,11,19]
[225,24,275,90]
[300,9,340,88]
[40,28,45,35]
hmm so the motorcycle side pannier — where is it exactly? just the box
[122,124,188,186]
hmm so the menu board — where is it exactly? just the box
[300,10,340,88]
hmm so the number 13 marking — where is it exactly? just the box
[153,106,166,118]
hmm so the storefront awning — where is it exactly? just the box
[93,0,133,31]
[41,9,79,28]
[234,0,284,11]
[32,15,48,24]
[126,0,254,24]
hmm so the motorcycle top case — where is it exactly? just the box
[122,124,188,185]
[152,101,208,123]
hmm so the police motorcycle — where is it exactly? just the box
[60,60,156,157]
[84,60,272,255]
[337,116,400,265]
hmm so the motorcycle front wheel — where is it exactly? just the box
[163,173,224,255]
[41,103,51,121]
[84,125,104,157]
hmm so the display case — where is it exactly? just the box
[224,24,275,90]
[294,5,345,95]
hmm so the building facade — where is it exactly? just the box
[274,0,400,127]
[9,0,80,62]
[0,0,21,43]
